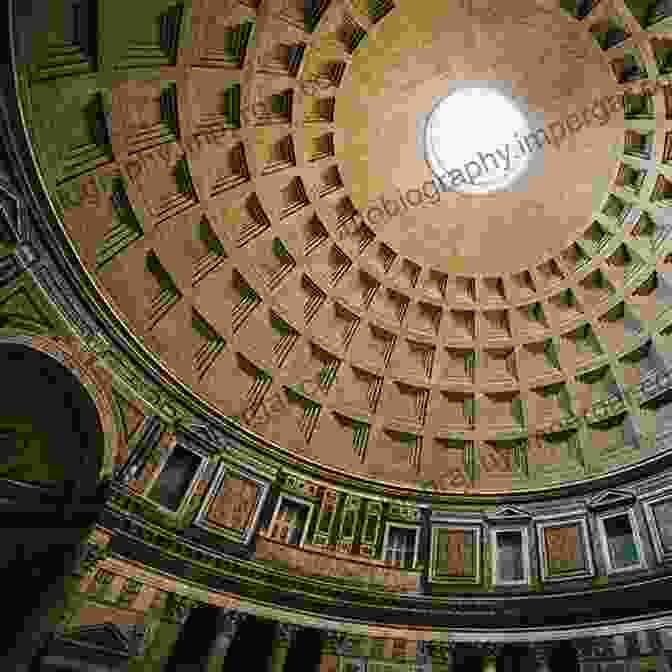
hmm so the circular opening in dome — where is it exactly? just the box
[425,87,531,194]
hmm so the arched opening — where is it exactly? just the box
[0,343,107,666]
[0,343,103,487]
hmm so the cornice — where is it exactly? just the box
[101,553,672,644]
[98,496,672,632]
[105,502,672,633]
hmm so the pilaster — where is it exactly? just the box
[480,643,502,672]
[532,643,553,672]
[650,630,672,672]
[0,241,37,286]
[426,641,457,671]
[416,640,433,672]
[203,609,249,672]
[266,622,300,672]
[574,639,592,672]
[132,593,197,672]
[114,415,166,487]
[318,630,344,672]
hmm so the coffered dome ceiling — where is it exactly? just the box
[18,0,672,493]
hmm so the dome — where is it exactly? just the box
[4,0,672,669]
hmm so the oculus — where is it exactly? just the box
[425,87,531,194]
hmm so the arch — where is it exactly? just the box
[0,334,121,482]
[0,335,119,667]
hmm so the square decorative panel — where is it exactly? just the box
[537,515,594,581]
[195,464,270,543]
[430,524,481,584]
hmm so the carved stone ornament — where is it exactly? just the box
[624,633,640,656]
[431,642,457,663]
[416,640,432,664]
[116,416,165,484]
[573,639,593,659]
[0,250,24,287]
[77,541,109,576]
[118,577,143,607]
[277,622,300,644]
[328,631,354,656]
[532,643,554,666]
[479,642,503,658]
[121,621,155,656]
[165,594,196,623]
[93,569,114,589]
[591,636,616,658]
[128,624,147,656]
[219,609,248,635]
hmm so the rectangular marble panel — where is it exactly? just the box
[206,474,260,532]
[434,529,476,577]
[544,523,586,575]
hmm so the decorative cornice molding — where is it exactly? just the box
[587,489,637,512]
[532,642,555,662]
[120,622,155,657]
[479,642,504,657]
[114,415,166,485]
[106,507,672,634]
[163,593,198,624]
[276,621,301,644]
[484,505,532,523]
[75,539,111,577]
[217,608,248,636]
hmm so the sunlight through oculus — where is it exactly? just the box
[425,87,531,194]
